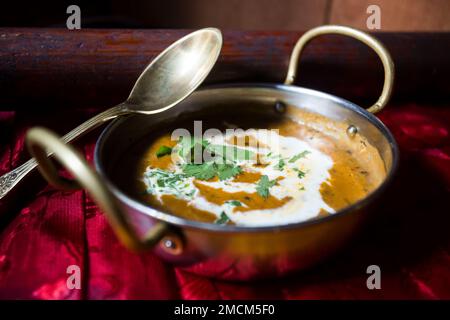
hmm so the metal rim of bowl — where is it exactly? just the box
[94,83,400,234]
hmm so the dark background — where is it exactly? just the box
[1,0,449,30]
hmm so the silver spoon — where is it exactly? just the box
[0,28,222,200]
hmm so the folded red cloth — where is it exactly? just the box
[0,104,449,299]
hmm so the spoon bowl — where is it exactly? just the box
[126,28,223,114]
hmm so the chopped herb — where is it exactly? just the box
[143,168,191,199]
[289,151,310,163]
[266,152,272,157]
[156,145,172,158]
[215,211,230,225]
[176,136,255,163]
[293,168,306,178]
[156,179,165,187]
[177,136,210,162]
[185,190,196,197]
[227,200,242,207]
[145,168,185,183]
[299,186,305,191]
[275,158,286,170]
[182,162,242,181]
[206,144,254,162]
[216,163,242,180]
[256,175,277,198]
[182,163,217,180]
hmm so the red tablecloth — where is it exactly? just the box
[0,104,449,299]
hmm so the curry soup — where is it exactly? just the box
[112,110,386,227]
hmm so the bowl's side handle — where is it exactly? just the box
[284,25,395,114]
[25,127,169,251]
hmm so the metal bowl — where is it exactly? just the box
[26,26,398,280]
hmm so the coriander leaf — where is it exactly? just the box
[256,175,277,198]
[215,211,230,225]
[275,158,285,170]
[289,151,310,163]
[143,168,191,199]
[182,163,217,180]
[227,200,242,207]
[206,144,255,162]
[217,163,242,180]
[293,168,306,179]
[177,136,210,162]
[185,190,196,197]
[156,179,165,187]
[182,162,242,181]
[156,145,172,158]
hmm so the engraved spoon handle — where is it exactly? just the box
[0,105,126,200]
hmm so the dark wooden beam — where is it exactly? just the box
[0,28,448,110]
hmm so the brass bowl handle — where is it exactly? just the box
[284,25,395,114]
[25,127,168,251]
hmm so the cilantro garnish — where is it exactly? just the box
[206,144,254,162]
[289,151,310,163]
[185,190,196,197]
[293,168,306,179]
[215,211,230,225]
[216,163,242,180]
[256,175,277,198]
[227,200,242,207]
[182,162,242,181]
[156,145,172,158]
[156,179,165,187]
[275,158,285,171]
[143,168,192,199]
[176,136,255,163]
[182,163,217,180]
[177,136,210,162]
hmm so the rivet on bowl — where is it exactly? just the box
[346,125,358,138]
[160,234,184,255]
[274,101,287,114]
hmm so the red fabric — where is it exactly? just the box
[0,104,449,299]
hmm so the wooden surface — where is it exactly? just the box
[0,28,449,111]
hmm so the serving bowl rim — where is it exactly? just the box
[94,83,399,233]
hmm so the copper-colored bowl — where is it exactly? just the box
[26,26,398,280]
